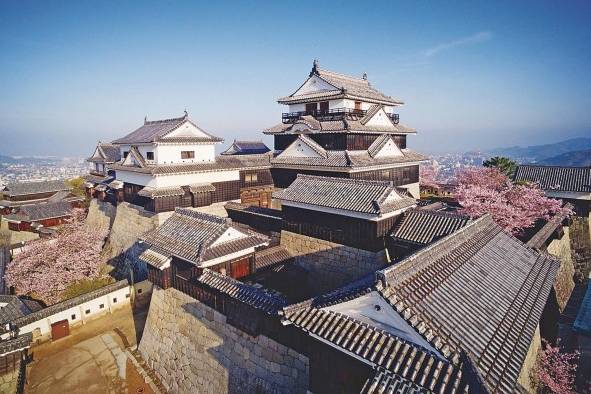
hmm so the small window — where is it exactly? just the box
[146,152,154,160]
[245,173,258,183]
[113,297,117,303]
[354,101,362,111]
[123,151,129,158]
[137,289,143,294]
[381,170,390,179]
[99,304,104,309]
[126,293,131,298]
[181,151,195,159]
[85,309,91,314]
[71,314,76,320]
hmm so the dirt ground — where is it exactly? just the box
[24,304,154,394]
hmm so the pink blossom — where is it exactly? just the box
[535,340,579,394]
[454,167,571,235]
[4,209,108,304]
[419,163,440,189]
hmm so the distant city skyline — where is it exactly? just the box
[1,1,590,156]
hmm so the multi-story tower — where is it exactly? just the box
[264,60,426,197]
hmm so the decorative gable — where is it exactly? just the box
[121,147,146,167]
[210,227,248,247]
[293,74,339,96]
[374,138,403,158]
[162,120,212,139]
[363,107,395,128]
[277,135,327,159]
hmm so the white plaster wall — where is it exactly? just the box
[210,228,247,247]
[400,182,420,199]
[155,144,215,164]
[154,170,239,188]
[293,75,336,96]
[365,108,395,128]
[280,139,323,158]
[2,286,131,341]
[374,138,403,158]
[116,171,156,187]
[165,121,212,139]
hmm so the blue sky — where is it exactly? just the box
[1,0,590,156]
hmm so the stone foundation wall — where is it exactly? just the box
[139,287,309,394]
[517,325,541,393]
[280,231,388,293]
[547,226,576,311]
[570,216,591,280]
[104,202,159,261]
[86,199,117,231]
[0,360,20,394]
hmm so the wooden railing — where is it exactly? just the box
[282,107,400,124]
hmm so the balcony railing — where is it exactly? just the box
[282,107,399,124]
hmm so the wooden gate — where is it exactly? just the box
[51,319,70,340]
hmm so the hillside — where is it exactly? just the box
[487,137,591,162]
[538,148,591,166]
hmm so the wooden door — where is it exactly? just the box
[319,101,329,114]
[354,101,362,111]
[230,258,250,279]
[51,319,70,340]
[305,102,317,114]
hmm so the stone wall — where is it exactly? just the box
[86,199,117,231]
[517,325,541,393]
[280,230,388,293]
[570,216,591,280]
[0,360,21,394]
[104,202,159,261]
[139,287,309,394]
[547,226,576,311]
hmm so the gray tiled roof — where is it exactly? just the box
[367,134,393,157]
[360,369,428,394]
[197,269,287,314]
[255,246,293,271]
[283,305,474,393]
[0,295,32,325]
[273,175,416,215]
[3,180,70,197]
[112,113,223,144]
[141,208,267,265]
[377,215,560,393]
[110,153,271,175]
[137,186,185,198]
[514,165,591,193]
[278,62,403,106]
[0,333,32,356]
[138,248,171,269]
[88,143,121,163]
[5,201,73,223]
[272,148,427,169]
[391,210,470,246]
[10,280,129,327]
[264,118,415,135]
[221,140,270,155]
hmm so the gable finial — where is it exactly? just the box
[144,115,148,124]
[362,72,367,80]
[310,59,320,76]
[184,109,188,118]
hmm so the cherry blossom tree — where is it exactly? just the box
[419,163,440,189]
[4,209,109,304]
[534,340,579,394]
[454,166,570,235]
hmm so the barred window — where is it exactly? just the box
[146,151,154,160]
[245,173,258,183]
[181,151,195,159]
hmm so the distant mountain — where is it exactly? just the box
[487,137,591,163]
[0,155,18,164]
[538,149,591,167]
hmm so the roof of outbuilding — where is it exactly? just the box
[2,180,71,197]
[111,112,223,144]
[391,209,471,246]
[141,208,268,265]
[273,175,416,216]
[514,165,591,193]
[4,201,73,223]
[221,140,270,155]
[377,215,560,393]
[110,153,272,175]
[0,295,32,325]
[88,143,121,163]
[0,333,33,357]
[197,269,287,314]
[278,61,403,106]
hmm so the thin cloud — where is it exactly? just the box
[423,31,493,57]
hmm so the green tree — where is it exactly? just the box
[483,156,517,178]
